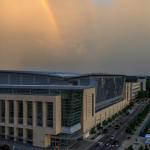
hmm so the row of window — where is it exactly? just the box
[0,126,33,144]
[0,88,60,96]
[0,73,65,85]
[0,100,53,127]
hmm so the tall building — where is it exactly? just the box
[0,71,144,149]
[126,76,147,100]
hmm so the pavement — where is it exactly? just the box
[87,101,149,150]
[70,141,94,150]
[120,106,150,150]
[0,140,44,150]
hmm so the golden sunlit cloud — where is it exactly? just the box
[85,0,97,22]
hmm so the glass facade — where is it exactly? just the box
[61,90,83,127]
[0,72,67,85]
[96,77,124,103]
[47,102,53,127]
[0,88,60,96]
[0,88,85,128]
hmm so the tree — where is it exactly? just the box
[138,146,144,150]
[102,120,108,126]
[145,145,149,150]
[125,145,134,150]
[90,127,96,134]
[97,123,102,130]
[146,79,150,91]
[126,126,132,134]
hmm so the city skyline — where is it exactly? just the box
[0,0,150,75]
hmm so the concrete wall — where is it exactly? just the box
[0,94,61,148]
[138,79,146,91]
[82,88,96,138]
[95,99,129,125]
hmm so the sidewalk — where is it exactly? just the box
[70,140,94,150]
[70,132,104,150]
[119,111,150,150]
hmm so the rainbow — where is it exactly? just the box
[40,0,60,39]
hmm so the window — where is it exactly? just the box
[8,127,14,140]
[17,128,23,142]
[0,100,5,122]
[18,101,23,124]
[92,94,94,117]
[27,129,33,144]
[47,102,53,127]
[27,102,32,125]
[37,102,43,126]
[0,126,5,139]
[9,101,14,123]
[61,90,83,127]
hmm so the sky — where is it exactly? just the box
[0,0,150,75]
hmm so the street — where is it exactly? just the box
[88,101,149,150]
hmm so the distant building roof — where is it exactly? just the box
[68,73,125,79]
[126,76,138,82]
[0,84,93,90]
[0,70,79,78]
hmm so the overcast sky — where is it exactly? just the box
[0,0,150,75]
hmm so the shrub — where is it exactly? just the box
[90,127,96,134]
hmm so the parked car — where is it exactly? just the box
[0,145,10,150]
[110,135,115,140]
[115,124,120,129]
[103,128,108,133]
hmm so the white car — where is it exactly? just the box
[98,141,103,145]
[110,135,115,139]
[106,143,110,146]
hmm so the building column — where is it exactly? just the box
[23,129,27,144]
[43,102,47,128]
[14,127,17,142]
[5,100,9,125]
[109,109,111,118]
[105,111,106,120]
[5,127,8,140]
[5,100,9,126]
[14,101,18,126]
[113,107,114,115]
[100,114,102,123]
[23,101,27,127]
[33,101,37,127]
[5,100,9,139]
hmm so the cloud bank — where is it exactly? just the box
[0,0,150,75]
